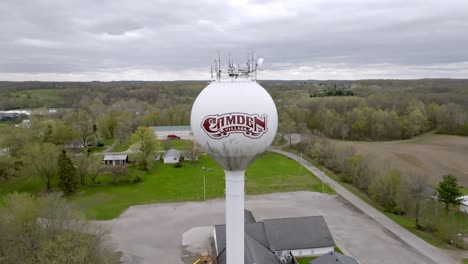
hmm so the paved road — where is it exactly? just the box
[270,149,460,264]
[100,192,433,264]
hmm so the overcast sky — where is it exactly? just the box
[1,0,467,81]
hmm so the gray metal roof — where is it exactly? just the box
[215,222,270,256]
[263,216,335,251]
[150,126,191,132]
[163,149,181,158]
[245,209,256,224]
[217,233,279,264]
[102,154,128,161]
[311,252,359,264]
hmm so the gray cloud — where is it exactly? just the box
[0,0,467,80]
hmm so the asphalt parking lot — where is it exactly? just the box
[101,191,432,264]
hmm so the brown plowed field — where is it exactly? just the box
[336,134,468,186]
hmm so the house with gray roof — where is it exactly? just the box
[102,154,128,166]
[311,251,359,264]
[263,216,335,259]
[213,211,336,264]
[163,149,182,164]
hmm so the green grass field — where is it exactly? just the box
[112,137,137,152]
[4,89,65,108]
[296,247,343,263]
[296,257,315,264]
[86,138,115,153]
[72,152,333,219]
[159,139,194,150]
[0,152,333,220]
[462,187,468,195]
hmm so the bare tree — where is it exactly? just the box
[70,110,95,147]
[406,173,430,229]
[23,143,60,192]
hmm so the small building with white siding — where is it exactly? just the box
[459,195,468,214]
[163,149,182,164]
[102,154,128,166]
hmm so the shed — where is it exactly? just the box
[102,154,128,166]
[154,153,161,161]
[182,151,199,161]
[459,195,468,214]
[164,149,181,164]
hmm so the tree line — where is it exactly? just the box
[278,95,468,141]
[290,133,466,248]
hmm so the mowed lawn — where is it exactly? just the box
[70,152,333,219]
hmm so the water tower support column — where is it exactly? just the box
[225,170,245,264]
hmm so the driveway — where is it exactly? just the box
[101,192,435,264]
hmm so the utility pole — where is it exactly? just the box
[202,166,214,201]
[299,152,303,175]
[321,167,325,193]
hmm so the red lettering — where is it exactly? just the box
[226,115,236,125]
[254,116,266,131]
[237,115,245,124]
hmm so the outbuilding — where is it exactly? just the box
[459,195,468,214]
[164,149,182,164]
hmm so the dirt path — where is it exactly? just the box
[101,141,116,153]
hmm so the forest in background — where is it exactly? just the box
[1,79,467,142]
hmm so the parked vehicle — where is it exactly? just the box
[167,134,181,140]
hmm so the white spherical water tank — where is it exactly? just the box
[191,78,277,264]
[191,80,278,170]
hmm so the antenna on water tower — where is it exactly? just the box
[211,52,264,81]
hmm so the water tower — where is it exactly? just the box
[191,54,278,264]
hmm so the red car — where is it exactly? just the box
[167,134,180,140]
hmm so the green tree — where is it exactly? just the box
[437,174,463,210]
[370,170,402,213]
[57,149,78,195]
[0,193,118,264]
[134,126,158,170]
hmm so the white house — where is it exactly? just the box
[459,195,468,214]
[163,149,181,164]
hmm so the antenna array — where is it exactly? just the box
[211,52,264,81]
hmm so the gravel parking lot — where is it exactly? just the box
[101,192,432,264]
